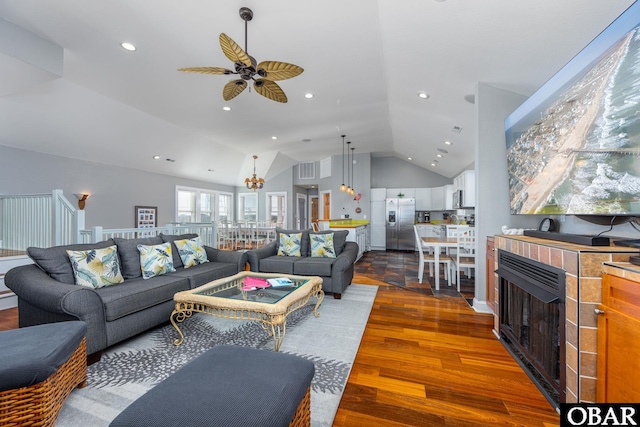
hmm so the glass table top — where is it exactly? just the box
[194,275,310,305]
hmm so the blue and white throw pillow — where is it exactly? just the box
[67,245,124,288]
[310,232,336,258]
[174,237,209,268]
[277,232,302,257]
[137,242,176,279]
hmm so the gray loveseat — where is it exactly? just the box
[5,233,247,358]
[246,228,358,299]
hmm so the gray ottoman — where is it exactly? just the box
[110,345,315,427]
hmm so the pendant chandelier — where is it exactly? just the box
[245,155,265,191]
[340,135,347,192]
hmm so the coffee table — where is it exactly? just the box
[170,272,324,351]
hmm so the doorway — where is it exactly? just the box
[296,193,307,230]
[310,196,319,224]
[320,190,331,219]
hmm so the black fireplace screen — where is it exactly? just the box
[497,250,565,408]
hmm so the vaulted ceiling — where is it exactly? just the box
[0,1,634,186]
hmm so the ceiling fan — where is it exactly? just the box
[178,7,303,103]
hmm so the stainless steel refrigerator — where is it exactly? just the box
[385,198,416,250]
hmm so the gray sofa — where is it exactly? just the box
[5,233,247,358]
[246,228,357,299]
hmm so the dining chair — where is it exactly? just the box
[246,221,267,249]
[453,227,476,291]
[413,225,453,285]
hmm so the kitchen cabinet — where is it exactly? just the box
[454,170,476,207]
[486,237,495,313]
[371,188,386,202]
[444,184,454,210]
[331,225,369,261]
[370,200,386,250]
[386,188,416,198]
[415,188,432,211]
[431,186,445,211]
[597,268,640,402]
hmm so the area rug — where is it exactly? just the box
[54,284,378,427]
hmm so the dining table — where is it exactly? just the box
[421,237,458,290]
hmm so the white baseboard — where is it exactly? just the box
[0,292,17,310]
[471,298,493,314]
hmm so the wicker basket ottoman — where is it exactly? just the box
[0,321,87,427]
[110,345,315,427]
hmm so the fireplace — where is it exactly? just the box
[496,250,565,408]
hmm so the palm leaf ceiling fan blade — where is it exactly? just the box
[257,61,304,81]
[178,67,235,75]
[219,33,252,67]
[254,79,287,103]
[179,8,302,103]
[223,79,247,101]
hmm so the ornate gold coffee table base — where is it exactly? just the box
[171,272,324,352]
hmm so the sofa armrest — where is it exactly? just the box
[332,242,358,275]
[5,264,108,353]
[246,241,277,272]
[204,246,248,273]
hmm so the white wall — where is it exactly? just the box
[475,83,534,309]
[0,145,234,228]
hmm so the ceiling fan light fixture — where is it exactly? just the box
[444,140,452,145]
[304,93,314,99]
[222,106,231,111]
[417,91,430,99]
[178,7,303,103]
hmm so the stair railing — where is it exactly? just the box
[0,189,84,250]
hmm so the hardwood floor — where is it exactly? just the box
[0,250,560,426]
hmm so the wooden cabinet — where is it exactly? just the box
[486,237,495,313]
[597,272,640,402]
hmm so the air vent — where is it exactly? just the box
[298,161,315,180]
[452,125,463,133]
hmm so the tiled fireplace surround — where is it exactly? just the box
[493,235,635,403]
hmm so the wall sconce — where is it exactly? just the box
[74,193,90,210]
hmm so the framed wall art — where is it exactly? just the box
[135,206,157,237]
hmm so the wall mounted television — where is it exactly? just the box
[505,2,640,218]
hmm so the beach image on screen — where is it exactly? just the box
[506,24,640,215]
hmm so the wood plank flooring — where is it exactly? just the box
[0,250,560,426]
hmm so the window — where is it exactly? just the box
[238,193,258,221]
[266,192,287,227]
[176,186,233,223]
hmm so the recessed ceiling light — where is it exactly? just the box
[222,106,231,111]
[407,157,412,161]
[438,148,449,154]
[444,140,452,145]
[436,154,443,158]
[152,155,161,160]
[431,162,437,167]
[120,42,136,51]
[304,93,314,99]
[417,91,430,99]
[271,136,277,140]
